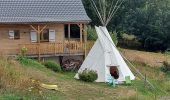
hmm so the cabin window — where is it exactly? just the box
[40,29,49,42]
[9,30,20,39]
[64,24,80,39]
[14,30,20,39]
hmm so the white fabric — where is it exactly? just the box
[30,30,37,43]
[9,30,14,39]
[49,29,56,42]
[75,26,135,83]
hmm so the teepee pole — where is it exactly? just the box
[106,0,125,26]
[89,0,104,25]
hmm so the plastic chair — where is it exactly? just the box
[125,76,131,85]
[107,75,116,87]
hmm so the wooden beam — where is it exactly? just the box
[40,25,47,33]
[84,24,88,58]
[68,24,71,54]
[30,25,38,33]
[80,24,83,47]
[37,25,41,61]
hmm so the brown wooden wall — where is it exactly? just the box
[0,24,64,55]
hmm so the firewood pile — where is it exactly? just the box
[62,59,82,71]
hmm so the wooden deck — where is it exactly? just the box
[0,40,94,57]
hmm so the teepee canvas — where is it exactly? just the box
[75,0,135,83]
[75,26,135,83]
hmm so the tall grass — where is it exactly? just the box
[0,57,61,99]
[0,57,31,93]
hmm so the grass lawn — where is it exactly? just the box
[0,49,170,100]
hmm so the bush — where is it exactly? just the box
[43,61,61,72]
[87,26,97,40]
[79,69,98,82]
[144,37,167,51]
[17,56,44,68]
[161,61,170,72]
[110,32,118,46]
[20,46,28,57]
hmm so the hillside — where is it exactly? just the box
[0,49,170,100]
[121,49,170,67]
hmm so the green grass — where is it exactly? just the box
[18,56,45,68]
[0,52,170,100]
[165,51,170,55]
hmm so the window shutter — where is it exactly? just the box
[9,30,14,39]
[49,29,56,42]
[30,30,37,43]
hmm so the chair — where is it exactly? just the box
[125,76,131,85]
[107,75,116,87]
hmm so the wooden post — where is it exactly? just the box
[136,88,138,100]
[144,74,147,88]
[80,24,83,48]
[84,24,87,58]
[68,24,71,54]
[30,24,47,61]
[37,25,41,61]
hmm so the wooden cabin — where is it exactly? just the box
[0,0,93,60]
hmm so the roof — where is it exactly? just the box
[0,0,91,24]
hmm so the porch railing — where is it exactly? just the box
[18,41,95,56]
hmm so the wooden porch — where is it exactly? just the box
[0,23,94,58]
[0,40,94,57]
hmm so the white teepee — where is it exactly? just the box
[75,0,135,83]
[75,26,135,83]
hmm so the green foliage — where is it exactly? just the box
[144,37,165,51]
[165,50,170,55]
[110,32,118,45]
[79,69,98,82]
[118,33,142,49]
[122,34,136,41]
[161,61,170,73]
[83,0,170,51]
[43,61,61,72]
[17,56,44,68]
[87,26,97,40]
[20,46,28,57]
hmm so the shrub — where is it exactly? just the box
[20,46,28,57]
[165,50,170,55]
[144,37,167,51]
[87,26,97,40]
[79,69,98,82]
[122,33,136,41]
[17,56,44,68]
[110,32,118,46]
[161,61,170,72]
[43,61,61,72]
